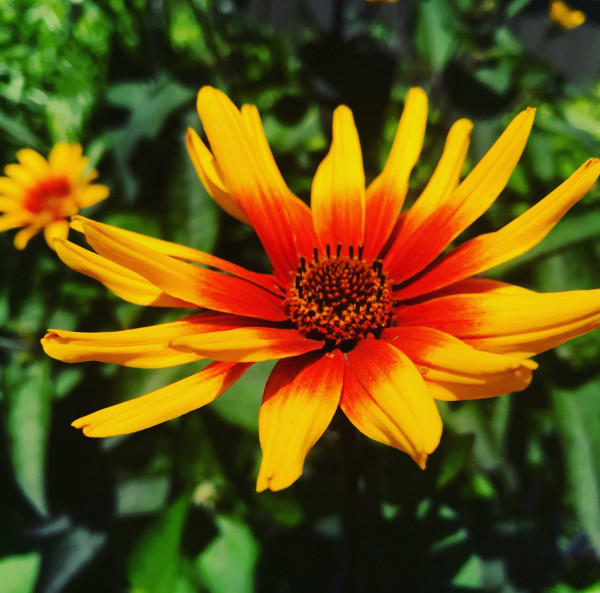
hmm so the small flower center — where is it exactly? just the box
[284,245,394,351]
[24,177,73,216]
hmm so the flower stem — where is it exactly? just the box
[340,416,361,593]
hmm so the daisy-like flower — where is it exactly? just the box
[0,143,108,249]
[42,87,600,492]
[549,0,586,29]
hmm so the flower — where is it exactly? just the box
[0,143,108,249]
[42,87,600,492]
[549,0,586,29]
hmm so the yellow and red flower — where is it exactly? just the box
[42,87,600,491]
[0,143,108,249]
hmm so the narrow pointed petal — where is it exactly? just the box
[185,128,251,223]
[394,287,600,357]
[311,106,365,255]
[385,109,535,282]
[171,327,324,362]
[241,104,318,260]
[54,238,193,307]
[16,148,51,179]
[14,224,41,250]
[256,350,344,492]
[363,88,428,258]
[0,214,27,232]
[79,218,287,321]
[76,184,110,208]
[342,340,442,468]
[43,219,70,249]
[72,362,250,437]
[196,87,306,284]
[72,216,282,295]
[42,312,258,368]
[381,327,536,400]
[396,158,600,299]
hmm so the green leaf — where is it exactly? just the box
[0,553,41,593]
[3,358,52,515]
[196,515,258,593]
[414,0,456,73]
[210,361,274,432]
[129,497,189,593]
[552,378,600,556]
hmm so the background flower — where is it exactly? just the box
[0,143,108,249]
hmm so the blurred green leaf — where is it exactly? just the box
[414,0,456,72]
[3,358,52,515]
[552,377,600,556]
[196,515,258,593]
[0,553,41,593]
[129,497,189,593]
[210,361,274,432]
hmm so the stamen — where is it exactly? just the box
[349,245,354,259]
[326,244,331,259]
[314,247,319,263]
[358,245,364,259]
[336,243,342,258]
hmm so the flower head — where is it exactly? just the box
[549,0,586,29]
[0,143,108,249]
[42,87,600,492]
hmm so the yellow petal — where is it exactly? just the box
[397,158,600,299]
[395,287,600,358]
[16,148,51,179]
[41,313,234,368]
[171,327,323,362]
[43,219,70,249]
[54,238,193,307]
[79,218,288,321]
[185,128,250,223]
[311,105,365,255]
[382,327,536,400]
[364,87,428,257]
[256,350,344,492]
[14,224,41,250]
[386,109,535,282]
[72,362,250,437]
[342,340,442,468]
[72,216,281,295]
[77,184,109,208]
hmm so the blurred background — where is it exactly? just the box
[1,0,600,591]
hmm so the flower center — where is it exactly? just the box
[24,177,73,216]
[284,245,394,351]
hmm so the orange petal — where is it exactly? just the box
[42,312,256,368]
[43,219,70,249]
[385,109,535,282]
[171,327,324,362]
[363,87,428,258]
[256,350,344,492]
[79,218,287,321]
[396,158,600,299]
[196,87,307,285]
[186,128,251,223]
[72,361,250,437]
[381,327,536,400]
[54,238,193,307]
[342,340,442,468]
[311,105,365,256]
[71,216,281,295]
[394,286,600,357]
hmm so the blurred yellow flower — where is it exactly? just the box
[549,0,586,29]
[0,143,109,250]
